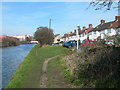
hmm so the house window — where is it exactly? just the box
[89,32,92,35]
[101,30,105,34]
[98,31,101,33]
[82,34,84,36]
[81,33,84,37]
[107,29,111,33]
[94,31,96,34]
[83,33,85,36]
[117,28,120,32]
[116,28,120,35]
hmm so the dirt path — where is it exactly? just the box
[39,55,59,88]
[46,57,76,88]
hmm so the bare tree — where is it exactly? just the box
[34,27,54,46]
[88,0,120,11]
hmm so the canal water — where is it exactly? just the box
[1,44,36,88]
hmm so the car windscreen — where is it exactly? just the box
[89,41,94,44]
[82,40,86,44]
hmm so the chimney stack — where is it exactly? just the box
[101,20,105,25]
[115,16,120,21]
[82,26,86,30]
[89,24,92,28]
[74,29,76,33]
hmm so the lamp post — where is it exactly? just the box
[76,25,80,50]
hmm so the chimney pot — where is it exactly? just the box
[89,24,92,28]
[101,20,105,24]
[74,30,76,33]
[82,26,86,30]
[115,16,120,21]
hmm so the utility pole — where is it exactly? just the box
[76,29,79,50]
[76,25,80,50]
[49,18,51,30]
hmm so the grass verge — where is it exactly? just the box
[46,56,71,88]
[7,45,66,88]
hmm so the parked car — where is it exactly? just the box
[52,43,59,45]
[81,39,96,46]
[62,40,80,48]
[105,40,115,45]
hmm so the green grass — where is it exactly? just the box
[7,45,65,88]
[46,56,66,88]
[47,55,76,88]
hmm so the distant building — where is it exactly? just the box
[30,40,39,44]
[54,34,62,43]
[0,36,8,47]
[12,35,30,41]
[0,36,8,42]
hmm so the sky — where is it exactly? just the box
[1,1,118,36]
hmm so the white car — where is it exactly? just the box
[106,40,115,45]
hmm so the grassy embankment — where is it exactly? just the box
[7,45,67,88]
[7,43,119,88]
[46,56,73,88]
[46,48,76,88]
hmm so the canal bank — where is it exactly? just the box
[6,45,68,88]
[1,44,36,88]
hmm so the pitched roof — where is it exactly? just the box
[90,21,115,32]
[0,36,8,38]
[62,34,68,38]
[85,27,94,34]
[69,33,74,36]
[0,36,8,42]
[79,30,85,34]
[54,34,60,37]
[108,20,120,29]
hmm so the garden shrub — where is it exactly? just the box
[63,46,120,88]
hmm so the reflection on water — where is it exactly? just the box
[1,44,36,88]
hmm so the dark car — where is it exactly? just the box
[62,40,80,48]
[52,43,59,45]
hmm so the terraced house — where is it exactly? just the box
[61,24,94,43]
[61,16,120,43]
[88,16,120,41]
